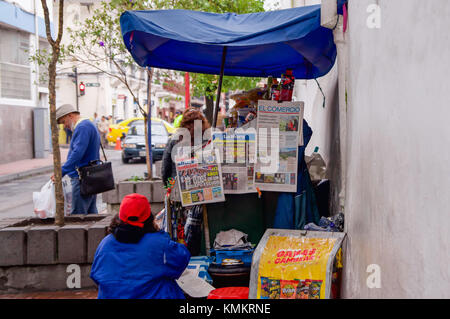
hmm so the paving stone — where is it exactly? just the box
[87,224,107,263]
[151,180,166,203]
[150,202,164,215]
[106,203,120,216]
[26,226,59,265]
[102,187,119,204]
[135,181,152,202]
[57,225,87,264]
[0,227,27,266]
[118,181,135,202]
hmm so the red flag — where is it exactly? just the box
[185,72,190,109]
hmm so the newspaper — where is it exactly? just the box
[175,148,226,207]
[212,130,257,194]
[255,100,304,192]
[176,267,215,298]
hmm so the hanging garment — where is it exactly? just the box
[184,205,203,256]
[273,119,320,229]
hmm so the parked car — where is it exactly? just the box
[121,120,170,164]
[107,117,175,143]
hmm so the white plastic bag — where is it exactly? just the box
[33,180,56,219]
[33,178,72,219]
[305,147,327,181]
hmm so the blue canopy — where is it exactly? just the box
[120,5,337,79]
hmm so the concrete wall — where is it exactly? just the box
[0,105,34,164]
[342,0,450,298]
[0,215,111,294]
[297,65,341,216]
[276,0,343,216]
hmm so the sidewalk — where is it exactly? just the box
[0,148,69,184]
[0,289,98,299]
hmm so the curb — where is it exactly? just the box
[0,165,55,184]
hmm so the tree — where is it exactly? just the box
[40,0,66,226]
[65,0,155,178]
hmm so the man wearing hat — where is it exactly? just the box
[53,104,101,214]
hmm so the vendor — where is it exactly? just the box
[90,193,190,299]
[161,108,211,256]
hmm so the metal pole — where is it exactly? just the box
[203,204,211,256]
[212,46,227,128]
[147,68,153,178]
[74,67,79,111]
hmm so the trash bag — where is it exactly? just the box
[33,178,72,219]
[213,229,253,250]
[33,180,55,219]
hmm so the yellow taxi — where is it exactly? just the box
[107,117,175,143]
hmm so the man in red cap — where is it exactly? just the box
[90,193,190,299]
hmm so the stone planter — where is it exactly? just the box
[0,215,113,294]
[103,178,166,215]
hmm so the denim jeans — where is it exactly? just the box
[70,177,98,214]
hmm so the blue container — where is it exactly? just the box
[211,249,255,267]
[187,256,213,284]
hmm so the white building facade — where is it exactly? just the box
[0,0,53,163]
[55,0,185,123]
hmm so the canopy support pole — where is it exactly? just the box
[212,46,227,128]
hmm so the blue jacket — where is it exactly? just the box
[90,231,191,299]
[62,119,100,178]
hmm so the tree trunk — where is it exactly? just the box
[49,49,65,226]
[41,0,65,226]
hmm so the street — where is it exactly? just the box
[0,149,154,220]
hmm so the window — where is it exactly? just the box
[0,27,31,99]
[130,122,168,136]
[151,123,168,136]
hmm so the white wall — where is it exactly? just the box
[342,0,450,298]
[6,0,52,19]
[277,0,342,214]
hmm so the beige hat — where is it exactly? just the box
[56,104,79,124]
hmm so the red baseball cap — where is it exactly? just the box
[119,193,151,228]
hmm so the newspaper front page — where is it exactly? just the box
[175,148,225,207]
[255,100,304,192]
[212,130,257,194]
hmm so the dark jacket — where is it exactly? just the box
[161,138,178,187]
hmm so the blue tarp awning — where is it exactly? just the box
[120,6,337,79]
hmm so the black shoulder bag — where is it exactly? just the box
[77,144,115,196]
